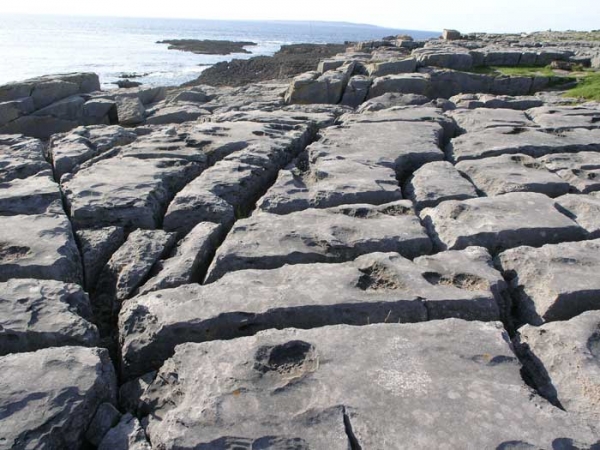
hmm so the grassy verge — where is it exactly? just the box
[563,73,600,101]
[470,65,556,77]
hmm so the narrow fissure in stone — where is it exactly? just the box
[342,406,363,450]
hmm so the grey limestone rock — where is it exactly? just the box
[120,249,505,379]
[406,161,478,210]
[205,201,432,282]
[145,103,208,125]
[450,93,544,110]
[367,73,430,99]
[61,126,208,230]
[456,153,571,197]
[497,239,600,325]
[0,172,62,215]
[423,192,586,253]
[0,134,49,183]
[284,69,350,105]
[527,106,600,131]
[366,57,417,76]
[116,96,145,125]
[0,278,97,355]
[539,151,600,194]
[556,193,600,238]
[162,120,316,235]
[94,229,177,307]
[447,107,536,134]
[414,48,474,71]
[0,346,117,449]
[137,321,598,449]
[49,124,137,179]
[76,227,126,292]
[139,221,223,294]
[98,414,151,450]
[0,212,83,284]
[339,75,372,108]
[357,92,430,112]
[516,311,600,421]
[446,126,600,162]
[85,402,122,447]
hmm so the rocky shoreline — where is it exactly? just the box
[1,29,600,449]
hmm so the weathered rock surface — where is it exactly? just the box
[258,114,446,214]
[527,106,600,131]
[406,161,478,209]
[115,96,145,125]
[456,153,571,197]
[0,172,62,215]
[120,249,504,378]
[139,221,223,294]
[447,126,600,162]
[367,73,430,99]
[0,346,117,449]
[0,212,83,284]
[450,93,544,110]
[206,201,432,282]
[162,120,317,235]
[447,107,535,133]
[62,125,209,230]
[423,192,586,253]
[137,322,598,449]
[0,135,50,182]
[556,193,600,238]
[77,227,126,292]
[497,239,600,325]
[539,151,600,193]
[85,402,122,447]
[49,125,137,179]
[0,279,97,355]
[357,92,430,112]
[98,414,151,450]
[516,311,600,421]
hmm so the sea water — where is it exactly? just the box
[0,14,439,89]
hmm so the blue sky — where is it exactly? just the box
[1,0,598,33]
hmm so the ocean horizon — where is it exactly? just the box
[0,14,440,89]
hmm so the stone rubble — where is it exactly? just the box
[1,29,600,448]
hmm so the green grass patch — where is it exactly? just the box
[564,73,600,101]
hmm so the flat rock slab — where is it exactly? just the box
[343,106,456,144]
[257,115,448,214]
[49,125,137,179]
[138,321,598,449]
[120,249,504,379]
[406,161,478,210]
[205,201,432,282]
[556,193,600,238]
[423,192,586,253]
[0,135,49,182]
[61,127,208,230]
[0,346,117,449]
[447,126,600,162]
[0,278,97,355]
[516,311,600,421]
[450,93,543,110]
[527,106,600,131]
[539,151,600,193]
[0,212,83,284]
[456,153,570,197]
[446,107,536,133]
[0,171,63,215]
[162,121,315,235]
[497,239,600,325]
